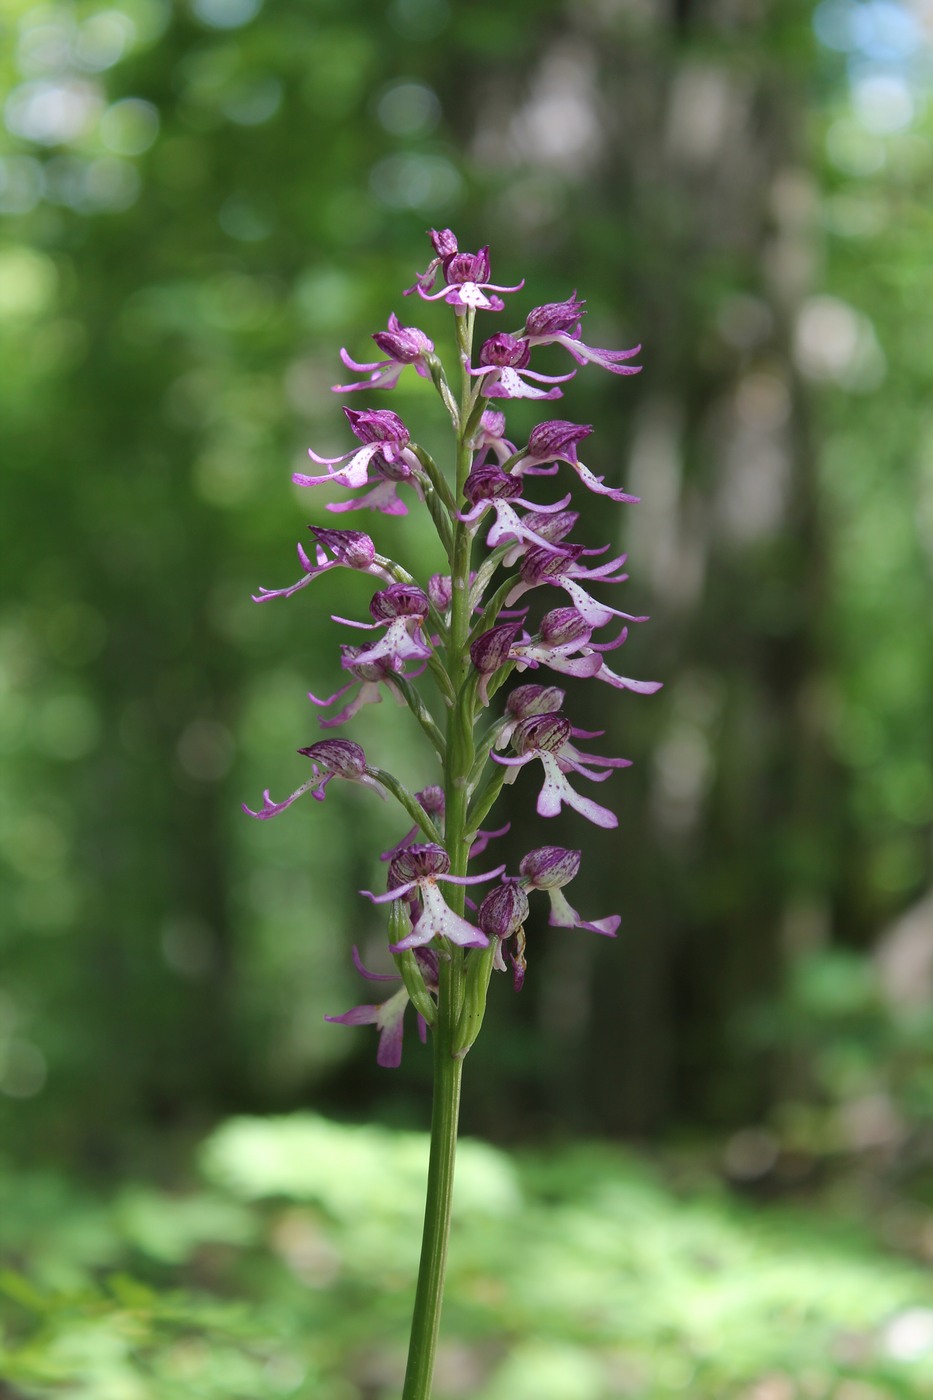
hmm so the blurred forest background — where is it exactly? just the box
[2,0,933,1396]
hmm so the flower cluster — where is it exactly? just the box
[245,228,657,1066]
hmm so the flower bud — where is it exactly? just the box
[480,409,507,439]
[428,574,453,610]
[463,464,524,505]
[308,527,376,570]
[524,293,585,337]
[343,406,410,446]
[296,738,368,779]
[470,623,521,675]
[519,846,582,890]
[415,785,446,819]
[512,713,571,755]
[479,333,531,369]
[430,227,458,257]
[478,880,529,940]
[369,583,430,621]
[527,420,593,461]
[539,608,592,648]
[390,843,451,887]
[506,684,567,719]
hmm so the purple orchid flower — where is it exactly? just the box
[492,713,629,829]
[520,846,620,936]
[325,944,437,1068]
[497,505,591,569]
[509,607,662,694]
[407,235,524,313]
[508,608,606,683]
[333,313,435,393]
[248,227,658,1110]
[308,644,427,729]
[470,622,523,705]
[468,333,574,400]
[458,463,573,556]
[252,527,392,603]
[515,420,640,504]
[243,739,384,820]
[292,408,422,515]
[478,879,529,940]
[332,584,433,670]
[361,844,505,951]
[506,544,647,629]
[523,294,642,376]
[493,683,571,750]
[479,878,531,991]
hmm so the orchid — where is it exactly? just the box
[509,606,662,694]
[458,463,573,557]
[523,293,642,375]
[334,313,435,393]
[515,419,641,503]
[292,407,423,515]
[244,230,659,1400]
[492,712,629,829]
[242,738,384,820]
[362,844,504,951]
[506,542,647,628]
[468,333,574,400]
[470,408,517,466]
[308,646,418,729]
[252,526,392,602]
[406,230,524,312]
[519,846,621,936]
[332,583,434,669]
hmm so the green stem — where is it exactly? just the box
[401,308,477,1400]
[401,956,463,1400]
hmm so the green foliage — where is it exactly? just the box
[2,1114,933,1399]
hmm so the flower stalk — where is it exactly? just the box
[243,229,658,1399]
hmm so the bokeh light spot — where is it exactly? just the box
[192,0,262,30]
[100,97,160,155]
